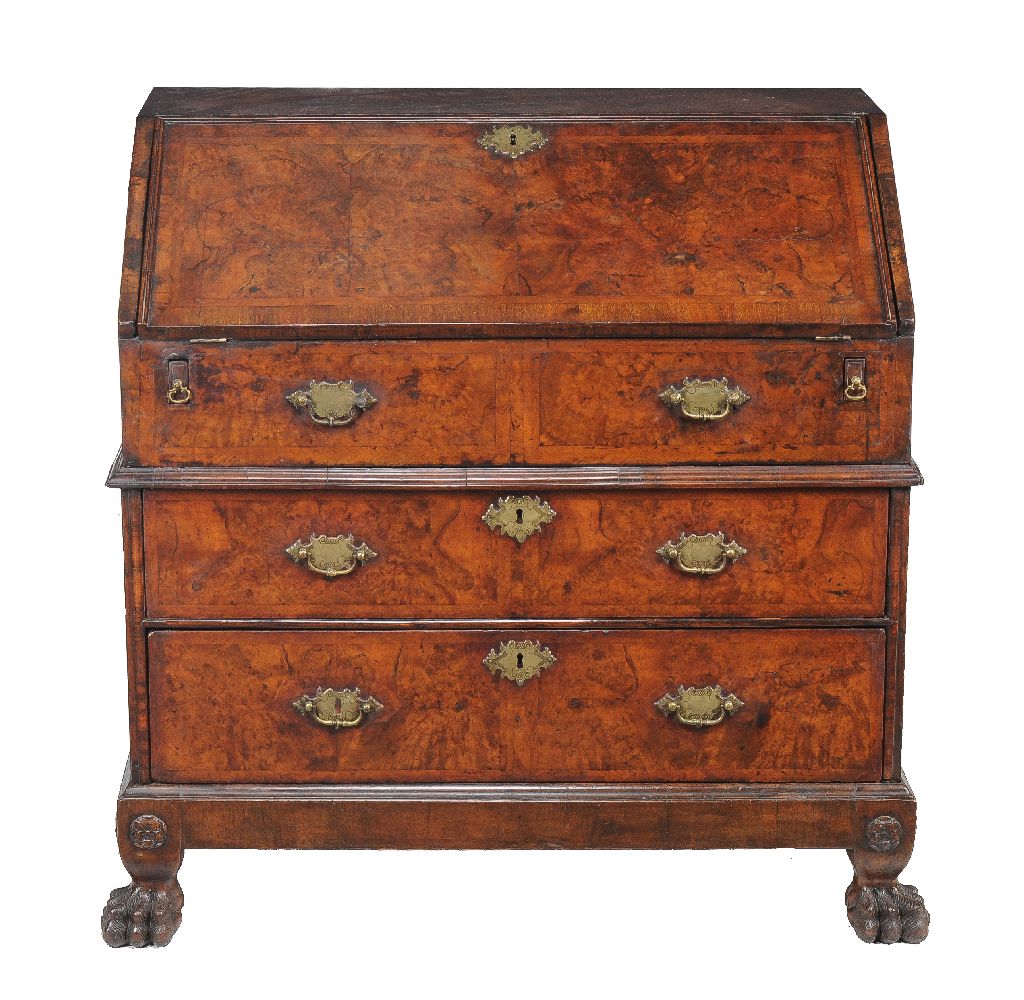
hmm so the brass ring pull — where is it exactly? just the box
[656,685,744,728]
[166,379,192,405]
[286,379,377,427]
[659,377,750,422]
[286,533,377,578]
[657,531,747,575]
[844,374,868,401]
[293,686,383,729]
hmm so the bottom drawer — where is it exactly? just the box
[148,628,885,783]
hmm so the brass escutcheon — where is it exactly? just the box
[293,687,383,729]
[482,496,557,543]
[657,531,747,576]
[286,533,377,577]
[286,379,377,427]
[478,124,548,159]
[659,377,750,422]
[483,640,557,686]
[656,684,744,728]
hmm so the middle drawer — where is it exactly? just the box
[143,488,888,620]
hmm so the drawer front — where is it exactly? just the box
[148,628,885,783]
[143,489,889,620]
[121,337,910,467]
[522,338,911,465]
[120,339,512,468]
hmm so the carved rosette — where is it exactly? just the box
[129,814,167,851]
[865,815,903,853]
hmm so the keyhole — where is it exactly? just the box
[509,132,517,146]
[516,653,524,670]
[516,507,524,525]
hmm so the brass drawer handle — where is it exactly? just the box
[484,640,556,686]
[166,378,192,405]
[659,377,750,422]
[293,686,383,729]
[286,379,377,427]
[657,531,747,575]
[483,496,557,543]
[656,684,744,728]
[845,374,868,401]
[286,533,377,577]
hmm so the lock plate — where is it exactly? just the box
[478,124,548,159]
[482,496,556,543]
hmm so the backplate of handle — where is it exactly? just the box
[293,687,383,729]
[655,685,744,728]
[285,379,377,427]
[659,377,750,422]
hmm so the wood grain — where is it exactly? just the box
[142,489,889,620]
[148,628,885,783]
[121,773,916,851]
[139,119,892,335]
[119,337,911,468]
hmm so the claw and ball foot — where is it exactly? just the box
[102,879,184,947]
[846,879,930,944]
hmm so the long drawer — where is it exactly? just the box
[147,628,886,783]
[120,337,912,467]
[143,489,889,620]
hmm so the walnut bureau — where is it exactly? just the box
[103,88,928,947]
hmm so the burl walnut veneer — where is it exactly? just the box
[103,88,927,948]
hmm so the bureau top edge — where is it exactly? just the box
[120,89,912,340]
[139,88,885,119]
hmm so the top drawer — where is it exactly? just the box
[119,337,911,468]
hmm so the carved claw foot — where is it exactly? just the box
[846,880,930,944]
[101,880,183,948]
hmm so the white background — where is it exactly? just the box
[3,1,1021,994]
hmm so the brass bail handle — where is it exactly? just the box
[286,379,378,427]
[293,687,383,729]
[655,685,744,728]
[659,377,750,422]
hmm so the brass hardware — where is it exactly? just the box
[478,124,548,159]
[166,379,192,405]
[655,685,744,728]
[845,375,867,401]
[286,533,377,577]
[814,335,853,341]
[657,531,747,575]
[188,337,229,343]
[166,358,191,404]
[293,687,383,729]
[286,379,378,427]
[483,640,556,686]
[659,377,750,422]
[482,496,557,543]
[844,357,868,401]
